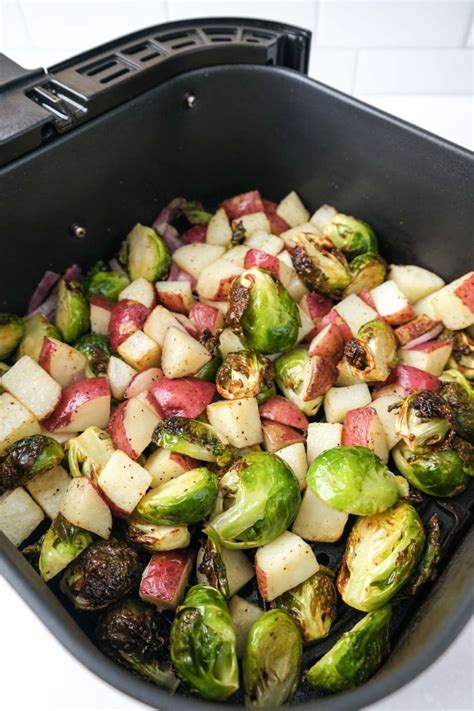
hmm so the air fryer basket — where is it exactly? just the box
[0,18,473,711]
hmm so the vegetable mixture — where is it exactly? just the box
[0,189,473,705]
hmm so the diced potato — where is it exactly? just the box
[161,327,211,378]
[0,393,40,454]
[306,422,342,463]
[26,465,71,519]
[196,258,243,301]
[255,531,319,601]
[399,341,452,376]
[334,294,378,336]
[206,207,233,246]
[229,595,263,659]
[388,264,444,304]
[196,546,254,596]
[413,292,440,320]
[371,394,402,450]
[173,243,225,279]
[432,272,474,330]
[1,355,61,420]
[117,330,161,371]
[276,191,310,228]
[0,487,44,546]
[107,356,137,401]
[245,231,284,255]
[324,383,371,423]
[278,250,308,300]
[60,477,112,538]
[144,448,195,488]
[118,277,156,308]
[297,305,316,343]
[276,442,308,490]
[232,212,270,238]
[218,328,245,358]
[207,398,263,448]
[291,488,348,543]
[143,305,186,347]
[221,245,250,267]
[98,450,152,518]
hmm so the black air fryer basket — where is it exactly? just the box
[1,18,473,711]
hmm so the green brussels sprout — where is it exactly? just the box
[307,446,406,516]
[0,362,9,393]
[84,261,130,301]
[306,605,391,692]
[273,568,337,642]
[0,434,64,496]
[125,511,190,552]
[137,467,219,525]
[393,442,469,497]
[170,584,238,700]
[194,354,223,382]
[337,502,425,611]
[216,349,275,401]
[197,526,230,599]
[153,416,233,466]
[208,451,300,549]
[55,279,90,343]
[275,348,324,416]
[97,599,179,691]
[66,426,114,481]
[291,232,351,297]
[231,220,247,246]
[344,319,398,382]
[243,609,302,708]
[452,436,474,477]
[121,223,170,282]
[227,267,300,354]
[394,390,454,454]
[181,200,213,225]
[17,313,62,361]
[74,333,112,376]
[407,514,441,595]
[0,313,24,359]
[440,370,474,443]
[39,514,93,582]
[447,329,474,380]
[323,213,378,260]
[343,252,387,296]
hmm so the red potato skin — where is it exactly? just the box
[394,316,441,346]
[244,249,281,277]
[43,377,110,431]
[372,365,440,400]
[124,367,163,399]
[317,309,352,344]
[108,299,150,350]
[156,290,190,315]
[189,302,223,336]
[382,303,416,327]
[341,406,378,448]
[454,273,474,312]
[90,295,115,312]
[308,324,344,363]
[38,336,58,371]
[220,190,264,220]
[262,418,305,451]
[358,289,377,310]
[182,226,207,245]
[301,292,333,322]
[255,564,271,600]
[139,551,193,609]
[212,276,241,301]
[262,199,290,235]
[174,313,198,338]
[168,262,197,289]
[107,401,138,459]
[305,356,339,399]
[259,395,308,432]
[97,486,129,519]
[169,451,200,471]
[149,377,215,419]
[405,339,451,353]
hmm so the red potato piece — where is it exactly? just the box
[308,324,344,363]
[44,377,111,433]
[372,365,440,400]
[259,395,308,432]
[394,315,442,346]
[300,292,333,323]
[317,308,352,344]
[182,225,207,244]
[124,367,163,399]
[263,199,290,235]
[342,406,388,463]
[244,248,280,277]
[168,262,197,289]
[156,281,193,315]
[39,337,87,388]
[149,377,215,419]
[189,302,224,336]
[108,393,160,459]
[97,449,152,518]
[90,295,114,336]
[399,339,452,376]
[262,418,305,453]
[454,273,474,312]
[358,289,377,310]
[139,550,193,610]
[220,190,264,220]
[370,280,416,326]
[304,356,339,399]
[108,299,150,351]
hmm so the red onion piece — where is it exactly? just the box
[405,323,445,349]
[108,259,129,278]
[28,291,58,320]
[63,264,82,281]
[156,223,182,253]
[153,197,186,228]
[27,271,60,314]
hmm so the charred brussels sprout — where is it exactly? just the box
[447,329,474,380]
[393,442,469,497]
[440,370,474,443]
[274,568,337,642]
[0,313,24,359]
[275,348,325,416]
[97,599,179,691]
[208,451,300,549]
[75,334,112,376]
[39,514,93,581]
[0,434,64,495]
[121,223,170,282]
[197,526,230,599]
[307,446,406,516]
[394,390,454,453]
[55,279,90,343]
[84,261,130,301]
[170,585,238,700]
[137,467,219,525]
[227,268,300,354]
[407,514,441,595]
[323,213,378,260]
[344,319,398,382]
[291,232,351,297]
[66,426,114,481]
[216,350,275,401]
[337,502,425,611]
[125,512,190,552]
[60,538,142,610]
[243,609,302,708]
[306,605,391,692]
[181,200,213,225]
[153,416,233,466]
[17,313,61,361]
[344,252,387,296]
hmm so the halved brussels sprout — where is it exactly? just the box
[216,349,275,401]
[208,451,300,549]
[55,279,90,343]
[440,370,474,443]
[273,568,337,642]
[306,605,391,692]
[393,442,469,497]
[195,354,223,382]
[196,526,230,599]
[344,252,387,296]
[0,362,8,392]
[394,390,454,453]
[407,514,441,595]
[66,426,114,481]
[0,434,64,495]
[137,467,219,525]
[181,200,213,225]
[275,348,325,416]
[337,501,425,611]
[74,334,112,376]
[323,213,378,260]
[453,436,474,477]
[170,585,238,700]
[227,268,300,354]
[84,261,130,301]
[153,416,233,466]
[39,514,93,581]
[307,446,406,516]
[121,223,170,282]
[17,313,61,361]
[0,313,24,359]
[291,232,351,297]
[344,319,398,382]
[125,512,190,552]
[447,329,474,380]
[243,609,302,708]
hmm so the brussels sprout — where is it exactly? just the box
[447,329,474,380]
[170,584,238,700]
[55,279,90,343]
[273,568,337,642]
[393,442,469,497]
[306,605,391,692]
[323,213,378,260]
[197,526,230,599]
[17,313,61,361]
[227,268,300,354]
[84,261,130,301]
[216,350,275,401]
[0,434,64,495]
[440,370,474,443]
[208,451,300,549]
[243,609,302,708]
[66,427,114,481]
[231,220,247,246]
[0,362,8,392]
[0,313,24,359]
[74,334,112,376]
[307,446,406,516]
[60,539,142,610]
[291,232,351,297]
[453,436,474,477]
[39,514,93,581]
[407,514,441,595]
[153,416,233,466]
[394,390,454,454]
[344,252,387,296]
[344,319,398,382]
[181,200,213,225]
[275,348,324,416]
[125,512,190,552]
[194,354,223,382]
[337,502,425,611]
[121,223,170,282]
[137,467,219,525]
[97,599,179,691]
